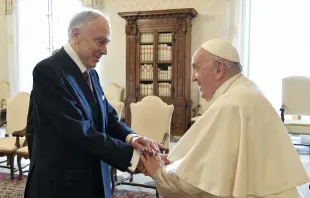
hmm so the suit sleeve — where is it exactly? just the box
[26,92,34,160]
[32,64,133,171]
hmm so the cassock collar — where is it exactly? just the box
[211,73,243,102]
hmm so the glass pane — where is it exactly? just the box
[18,0,50,93]
[140,44,154,62]
[51,0,83,50]
[158,32,172,43]
[140,32,153,43]
[157,32,172,62]
[139,83,153,96]
[157,32,172,97]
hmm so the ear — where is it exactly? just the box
[71,28,81,43]
[214,60,226,80]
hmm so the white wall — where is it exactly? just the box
[101,0,230,110]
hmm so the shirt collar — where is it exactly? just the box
[63,42,88,73]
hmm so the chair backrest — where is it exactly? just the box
[105,93,115,103]
[6,92,30,135]
[130,96,174,149]
[109,100,124,121]
[0,81,10,100]
[282,76,310,116]
[103,83,124,102]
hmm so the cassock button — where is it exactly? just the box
[91,121,94,125]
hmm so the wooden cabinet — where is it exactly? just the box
[119,8,197,136]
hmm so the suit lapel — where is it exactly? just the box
[89,70,106,130]
[57,48,97,123]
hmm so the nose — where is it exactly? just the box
[192,71,197,82]
[99,45,107,55]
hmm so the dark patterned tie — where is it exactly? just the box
[83,70,93,92]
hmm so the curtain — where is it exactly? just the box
[4,0,103,14]
[248,0,289,110]
[16,0,83,94]
[228,0,251,76]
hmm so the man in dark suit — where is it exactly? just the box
[25,9,161,198]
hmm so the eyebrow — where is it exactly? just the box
[95,36,111,43]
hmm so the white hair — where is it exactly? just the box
[67,9,111,39]
[208,52,242,72]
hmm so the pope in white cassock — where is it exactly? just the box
[140,39,310,198]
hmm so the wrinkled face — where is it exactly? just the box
[70,16,110,68]
[191,48,225,101]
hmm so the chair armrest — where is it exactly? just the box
[192,104,201,117]
[0,121,6,128]
[279,106,285,122]
[160,133,170,153]
[161,133,169,146]
[12,127,27,148]
[12,128,27,137]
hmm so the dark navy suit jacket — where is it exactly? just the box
[25,48,134,198]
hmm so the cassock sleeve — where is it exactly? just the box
[153,165,208,197]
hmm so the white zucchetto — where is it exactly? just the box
[201,39,240,62]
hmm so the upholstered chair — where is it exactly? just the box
[110,96,174,197]
[0,92,30,179]
[280,76,310,136]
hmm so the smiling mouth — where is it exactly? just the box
[93,53,101,59]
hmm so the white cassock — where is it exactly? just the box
[153,73,309,198]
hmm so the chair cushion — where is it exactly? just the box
[0,137,23,152]
[16,146,29,155]
[285,120,310,135]
[285,120,310,126]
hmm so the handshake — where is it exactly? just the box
[128,135,170,178]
